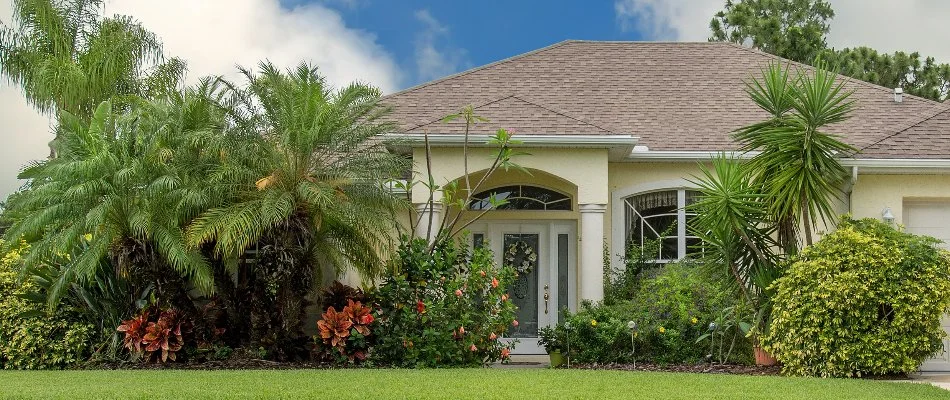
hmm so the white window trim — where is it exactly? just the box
[610,179,699,271]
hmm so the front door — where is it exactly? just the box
[471,221,576,354]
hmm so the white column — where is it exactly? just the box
[579,203,607,302]
[414,202,443,243]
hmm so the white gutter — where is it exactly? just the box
[624,150,757,161]
[840,158,950,169]
[386,133,639,160]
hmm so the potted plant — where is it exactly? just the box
[538,326,567,367]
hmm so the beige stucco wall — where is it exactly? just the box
[411,147,608,205]
[851,174,950,225]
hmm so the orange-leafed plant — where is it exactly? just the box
[316,300,375,364]
[118,307,189,363]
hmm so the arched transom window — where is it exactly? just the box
[624,189,700,261]
[469,185,572,211]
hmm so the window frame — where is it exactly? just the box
[622,188,700,263]
[468,184,573,211]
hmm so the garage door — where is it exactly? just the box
[905,200,950,372]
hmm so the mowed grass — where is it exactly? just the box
[0,368,948,400]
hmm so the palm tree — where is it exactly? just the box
[734,60,856,247]
[187,62,409,357]
[3,97,218,312]
[0,0,184,153]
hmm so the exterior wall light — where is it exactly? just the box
[882,207,895,225]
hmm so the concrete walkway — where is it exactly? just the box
[492,354,549,369]
[910,373,950,391]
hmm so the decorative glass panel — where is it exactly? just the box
[557,233,569,322]
[472,233,485,249]
[504,233,540,338]
[469,185,571,211]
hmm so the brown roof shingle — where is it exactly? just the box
[381,40,950,157]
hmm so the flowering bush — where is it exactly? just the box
[315,300,375,364]
[117,307,189,362]
[371,237,517,367]
[0,240,93,369]
[764,217,950,377]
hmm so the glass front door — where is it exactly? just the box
[470,221,576,354]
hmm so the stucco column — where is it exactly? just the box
[414,202,443,243]
[579,203,606,302]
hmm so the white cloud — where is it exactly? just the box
[413,9,469,82]
[0,0,403,200]
[614,0,721,41]
[614,0,950,65]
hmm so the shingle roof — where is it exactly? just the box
[861,108,950,159]
[381,40,950,157]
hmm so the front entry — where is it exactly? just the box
[469,221,576,354]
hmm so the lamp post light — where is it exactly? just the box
[564,322,571,369]
[628,321,638,368]
[882,207,895,225]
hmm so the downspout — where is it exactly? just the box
[846,166,858,214]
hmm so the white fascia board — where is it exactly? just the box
[842,158,950,174]
[385,133,639,160]
[623,150,756,161]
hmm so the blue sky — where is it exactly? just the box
[292,0,654,89]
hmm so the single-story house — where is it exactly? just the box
[379,40,950,366]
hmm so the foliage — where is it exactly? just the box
[0,0,184,121]
[3,99,217,314]
[735,60,855,247]
[538,325,568,354]
[186,62,408,359]
[763,217,950,377]
[117,306,189,363]
[371,237,516,367]
[694,304,754,364]
[710,0,833,64]
[603,233,664,305]
[315,300,375,364]
[0,240,93,369]
[561,262,742,365]
[709,0,950,101]
[320,281,368,313]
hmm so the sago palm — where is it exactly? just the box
[734,60,856,247]
[4,98,218,312]
[187,62,408,357]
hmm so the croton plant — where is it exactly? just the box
[316,299,376,363]
[118,307,188,363]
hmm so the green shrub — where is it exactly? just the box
[563,262,742,364]
[371,237,517,367]
[0,241,94,369]
[763,217,950,377]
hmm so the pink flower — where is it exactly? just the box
[491,277,499,288]
[455,289,463,297]
[501,294,509,301]
[470,344,478,352]
[480,271,486,277]
[501,347,510,359]
[459,326,465,335]
[512,320,519,327]
[489,332,497,340]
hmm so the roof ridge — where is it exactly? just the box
[510,94,615,133]
[859,105,950,153]
[723,41,949,108]
[381,40,575,99]
[403,94,516,132]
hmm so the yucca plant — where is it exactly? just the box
[187,62,409,358]
[734,60,856,247]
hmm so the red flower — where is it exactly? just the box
[501,347,511,359]
[491,277,499,288]
[455,289,463,297]
[416,300,426,314]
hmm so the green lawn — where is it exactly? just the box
[0,369,947,399]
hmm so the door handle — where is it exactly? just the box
[544,284,549,314]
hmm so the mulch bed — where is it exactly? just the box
[568,362,783,376]
[92,357,335,370]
